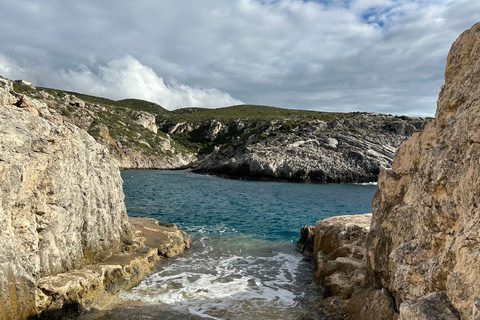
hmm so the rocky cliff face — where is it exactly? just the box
[10,81,427,181]
[366,22,480,319]
[11,84,196,170]
[0,78,133,319]
[192,115,427,182]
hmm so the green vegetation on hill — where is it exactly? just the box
[169,105,348,124]
[12,81,362,125]
[10,80,429,162]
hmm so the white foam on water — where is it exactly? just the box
[119,239,307,320]
[354,182,378,185]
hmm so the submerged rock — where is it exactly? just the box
[297,225,315,256]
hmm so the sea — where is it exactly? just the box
[119,169,377,320]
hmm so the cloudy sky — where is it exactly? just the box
[0,1,479,116]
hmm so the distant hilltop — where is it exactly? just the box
[8,77,429,182]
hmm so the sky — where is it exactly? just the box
[0,1,479,116]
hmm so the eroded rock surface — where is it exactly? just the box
[365,22,480,319]
[0,78,190,319]
[0,78,134,319]
[300,214,378,319]
[193,115,427,183]
[36,217,190,317]
[9,82,196,170]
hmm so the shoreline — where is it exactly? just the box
[120,167,380,185]
[34,218,190,319]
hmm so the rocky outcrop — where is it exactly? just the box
[300,214,382,320]
[0,78,133,319]
[36,217,190,318]
[10,83,197,170]
[10,78,428,178]
[93,124,195,170]
[365,22,480,320]
[302,23,480,320]
[0,78,190,319]
[131,110,158,133]
[193,115,428,183]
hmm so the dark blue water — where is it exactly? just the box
[120,170,376,320]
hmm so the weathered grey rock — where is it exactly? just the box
[0,80,133,319]
[366,22,480,319]
[7,82,198,171]
[399,292,460,320]
[297,225,315,255]
[205,120,223,141]
[194,115,427,183]
[131,110,158,133]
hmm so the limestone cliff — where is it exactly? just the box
[10,84,196,170]
[0,78,135,319]
[301,22,480,320]
[191,115,427,183]
[0,78,191,319]
[367,22,480,319]
[10,82,427,181]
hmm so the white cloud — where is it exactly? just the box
[0,54,243,110]
[0,0,479,116]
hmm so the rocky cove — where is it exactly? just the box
[1,21,480,320]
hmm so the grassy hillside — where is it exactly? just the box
[169,105,349,123]
[11,80,429,160]
[12,80,374,125]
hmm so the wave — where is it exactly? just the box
[119,244,305,319]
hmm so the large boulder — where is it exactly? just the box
[367,22,480,319]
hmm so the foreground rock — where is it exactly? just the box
[0,78,133,319]
[0,79,190,319]
[192,115,427,182]
[366,22,480,320]
[299,214,393,320]
[36,218,190,319]
[303,22,480,320]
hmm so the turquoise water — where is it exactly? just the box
[120,170,376,319]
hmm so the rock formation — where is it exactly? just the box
[192,115,428,183]
[0,77,132,319]
[303,22,480,320]
[298,214,397,320]
[10,84,197,170]
[366,22,480,319]
[0,78,190,319]
[9,79,427,180]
